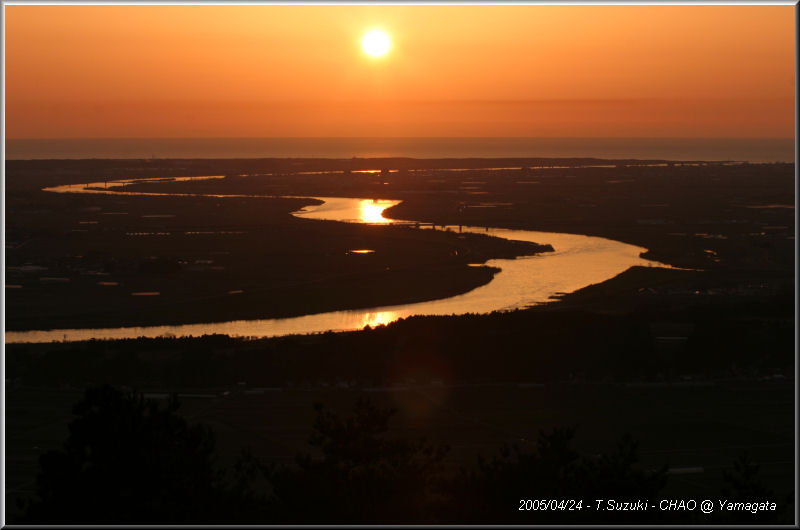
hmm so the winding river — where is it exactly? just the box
[5,176,671,344]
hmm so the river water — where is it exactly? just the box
[5,177,670,343]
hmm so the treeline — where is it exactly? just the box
[7,299,794,390]
[15,386,791,524]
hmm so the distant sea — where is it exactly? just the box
[5,137,795,163]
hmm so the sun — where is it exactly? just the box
[362,29,390,57]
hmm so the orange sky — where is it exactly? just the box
[5,5,795,139]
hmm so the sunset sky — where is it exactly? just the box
[5,5,795,139]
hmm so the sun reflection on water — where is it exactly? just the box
[360,311,398,328]
[358,199,394,224]
[7,188,676,345]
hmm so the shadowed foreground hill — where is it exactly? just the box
[16,386,792,525]
[18,386,231,524]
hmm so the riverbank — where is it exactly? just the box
[7,294,794,521]
[6,188,548,331]
[7,157,792,336]
[118,158,794,272]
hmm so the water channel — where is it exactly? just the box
[5,176,671,343]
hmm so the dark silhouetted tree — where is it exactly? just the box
[21,385,229,524]
[265,398,449,524]
[711,452,793,524]
[443,427,667,523]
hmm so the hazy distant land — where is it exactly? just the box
[6,137,795,163]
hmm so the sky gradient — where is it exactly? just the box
[5,5,795,139]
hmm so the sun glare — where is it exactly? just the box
[360,311,398,328]
[362,29,390,57]
[358,199,393,224]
